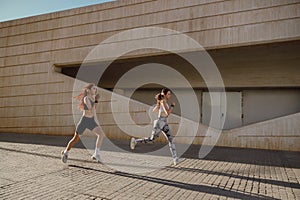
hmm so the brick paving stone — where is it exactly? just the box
[1,133,300,199]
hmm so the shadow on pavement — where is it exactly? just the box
[1,143,298,194]
[0,132,86,148]
[183,144,300,169]
[1,132,299,168]
[69,164,279,200]
[0,146,97,164]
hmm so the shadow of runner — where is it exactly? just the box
[0,146,96,164]
[69,164,279,200]
[0,146,168,170]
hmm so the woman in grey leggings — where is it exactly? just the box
[130,88,180,165]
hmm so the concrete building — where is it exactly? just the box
[0,0,299,151]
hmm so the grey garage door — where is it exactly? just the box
[202,92,242,130]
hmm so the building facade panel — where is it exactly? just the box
[0,0,299,151]
[1,1,299,49]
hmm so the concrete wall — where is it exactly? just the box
[219,112,300,151]
[0,0,300,151]
[96,87,300,151]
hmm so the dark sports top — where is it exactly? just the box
[83,98,95,110]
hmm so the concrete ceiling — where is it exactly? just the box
[60,40,300,89]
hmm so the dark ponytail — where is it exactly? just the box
[155,88,171,106]
[155,93,163,106]
[161,88,171,96]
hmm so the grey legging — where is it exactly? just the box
[135,117,177,159]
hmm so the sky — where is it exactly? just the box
[0,0,115,22]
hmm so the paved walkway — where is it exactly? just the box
[0,133,300,199]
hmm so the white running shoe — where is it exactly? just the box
[173,157,185,166]
[130,137,137,150]
[61,151,68,163]
[91,153,101,163]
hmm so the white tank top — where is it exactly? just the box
[158,101,169,117]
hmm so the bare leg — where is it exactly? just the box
[91,126,104,162]
[65,133,80,151]
[61,132,80,163]
[92,126,104,149]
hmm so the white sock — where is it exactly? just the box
[95,148,100,155]
[64,150,69,155]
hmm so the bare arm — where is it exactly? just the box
[160,101,175,116]
[152,104,159,112]
[93,94,100,115]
